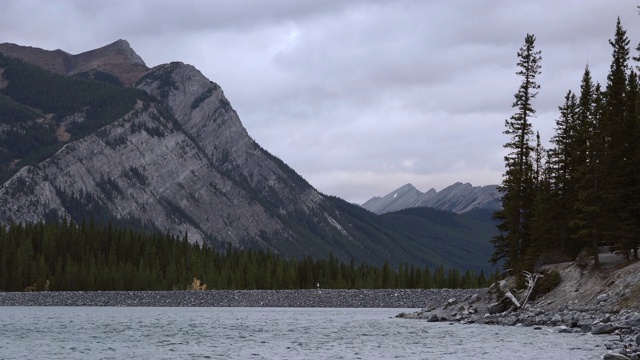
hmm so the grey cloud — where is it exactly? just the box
[1,0,639,204]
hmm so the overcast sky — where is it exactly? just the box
[2,1,640,204]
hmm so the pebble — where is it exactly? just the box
[0,288,478,308]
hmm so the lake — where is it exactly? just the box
[0,307,608,359]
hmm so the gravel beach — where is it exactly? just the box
[0,288,478,308]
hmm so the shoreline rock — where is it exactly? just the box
[398,259,640,360]
[398,294,640,359]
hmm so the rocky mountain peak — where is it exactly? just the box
[0,39,148,86]
[361,183,426,214]
[0,42,70,74]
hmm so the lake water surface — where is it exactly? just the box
[0,307,609,359]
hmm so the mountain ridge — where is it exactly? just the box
[0,39,147,86]
[362,182,501,214]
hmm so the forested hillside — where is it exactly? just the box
[492,17,640,272]
[0,53,149,183]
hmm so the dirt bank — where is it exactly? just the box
[537,256,640,312]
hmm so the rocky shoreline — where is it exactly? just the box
[0,288,477,308]
[398,291,640,360]
[398,259,640,360]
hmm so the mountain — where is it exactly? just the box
[362,182,501,214]
[0,41,496,272]
[0,39,147,86]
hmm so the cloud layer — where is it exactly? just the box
[2,0,639,203]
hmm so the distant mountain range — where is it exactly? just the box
[0,40,497,272]
[362,182,501,214]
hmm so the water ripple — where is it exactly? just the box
[0,307,607,359]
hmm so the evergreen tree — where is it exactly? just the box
[622,69,640,259]
[571,67,605,266]
[600,18,632,259]
[491,34,541,271]
[547,91,581,256]
[527,151,554,267]
[634,5,640,69]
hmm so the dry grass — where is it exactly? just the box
[189,278,207,291]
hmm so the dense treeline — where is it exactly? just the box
[492,15,640,272]
[0,221,494,292]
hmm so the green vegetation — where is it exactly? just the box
[0,94,39,124]
[531,269,561,299]
[492,15,640,273]
[0,221,495,292]
[0,53,149,183]
[491,33,541,271]
[0,54,148,136]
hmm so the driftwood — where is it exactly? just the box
[495,271,542,311]
[520,271,542,308]
[504,289,521,308]
[496,279,521,309]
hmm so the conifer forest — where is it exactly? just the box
[491,17,640,273]
[0,221,493,292]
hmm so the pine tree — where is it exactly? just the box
[491,34,541,271]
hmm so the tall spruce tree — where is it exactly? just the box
[635,6,640,69]
[491,34,541,271]
[527,136,554,267]
[623,69,640,259]
[548,90,580,256]
[601,18,632,259]
[571,68,604,267]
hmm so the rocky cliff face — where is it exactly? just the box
[362,182,501,214]
[0,43,331,249]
